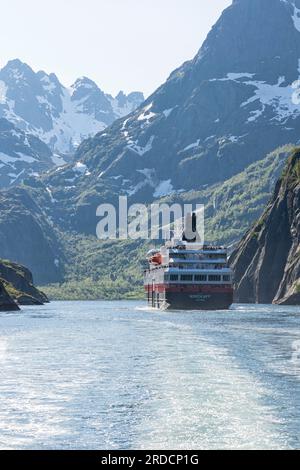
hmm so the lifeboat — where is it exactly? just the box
[149,253,163,266]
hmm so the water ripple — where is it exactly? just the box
[0,301,299,450]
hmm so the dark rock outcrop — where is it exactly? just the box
[0,259,48,305]
[230,149,300,305]
[0,280,19,311]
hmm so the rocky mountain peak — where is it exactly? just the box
[0,60,144,156]
[1,58,34,80]
[71,76,99,96]
[115,90,145,108]
[63,0,300,201]
[172,0,300,89]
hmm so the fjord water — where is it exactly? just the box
[0,301,299,450]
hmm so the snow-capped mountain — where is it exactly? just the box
[0,118,55,187]
[47,0,300,203]
[0,59,144,155]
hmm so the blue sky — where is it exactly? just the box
[0,0,231,97]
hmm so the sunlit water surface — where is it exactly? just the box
[0,301,299,450]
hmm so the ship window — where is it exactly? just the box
[223,275,231,282]
[164,275,169,281]
[181,274,193,282]
[170,274,178,281]
[195,275,207,282]
[208,275,221,282]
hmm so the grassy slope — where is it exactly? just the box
[42,145,291,300]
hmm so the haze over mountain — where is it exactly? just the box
[1,0,300,296]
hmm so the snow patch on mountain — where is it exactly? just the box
[137,103,156,122]
[241,76,300,122]
[0,152,37,165]
[46,187,57,203]
[153,180,174,198]
[210,73,255,83]
[8,169,26,185]
[40,75,57,93]
[126,168,154,196]
[183,139,201,152]
[51,154,67,167]
[73,161,90,176]
[37,87,108,153]
[162,108,175,118]
[0,117,54,187]
[127,136,155,156]
[292,3,300,31]
[212,73,300,123]
[125,167,174,198]
[0,81,7,104]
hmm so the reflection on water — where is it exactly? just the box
[0,301,299,450]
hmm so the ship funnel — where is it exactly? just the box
[182,212,201,243]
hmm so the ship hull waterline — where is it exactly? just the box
[145,285,234,311]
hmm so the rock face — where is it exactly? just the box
[230,149,300,305]
[0,259,48,305]
[0,186,65,284]
[0,118,55,187]
[0,281,19,311]
[0,59,144,156]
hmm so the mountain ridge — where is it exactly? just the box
[0,59,144,155]
[31,0,300,238]
[44,0,300,202]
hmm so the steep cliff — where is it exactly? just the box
[0,280,19,311]
[230,149,300,305]
[0,186,65,284]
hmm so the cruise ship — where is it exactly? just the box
[144,213,234,310]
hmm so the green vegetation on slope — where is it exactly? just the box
[166,145,291,245]
[42,145,292,301]
[41,234,150,300]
